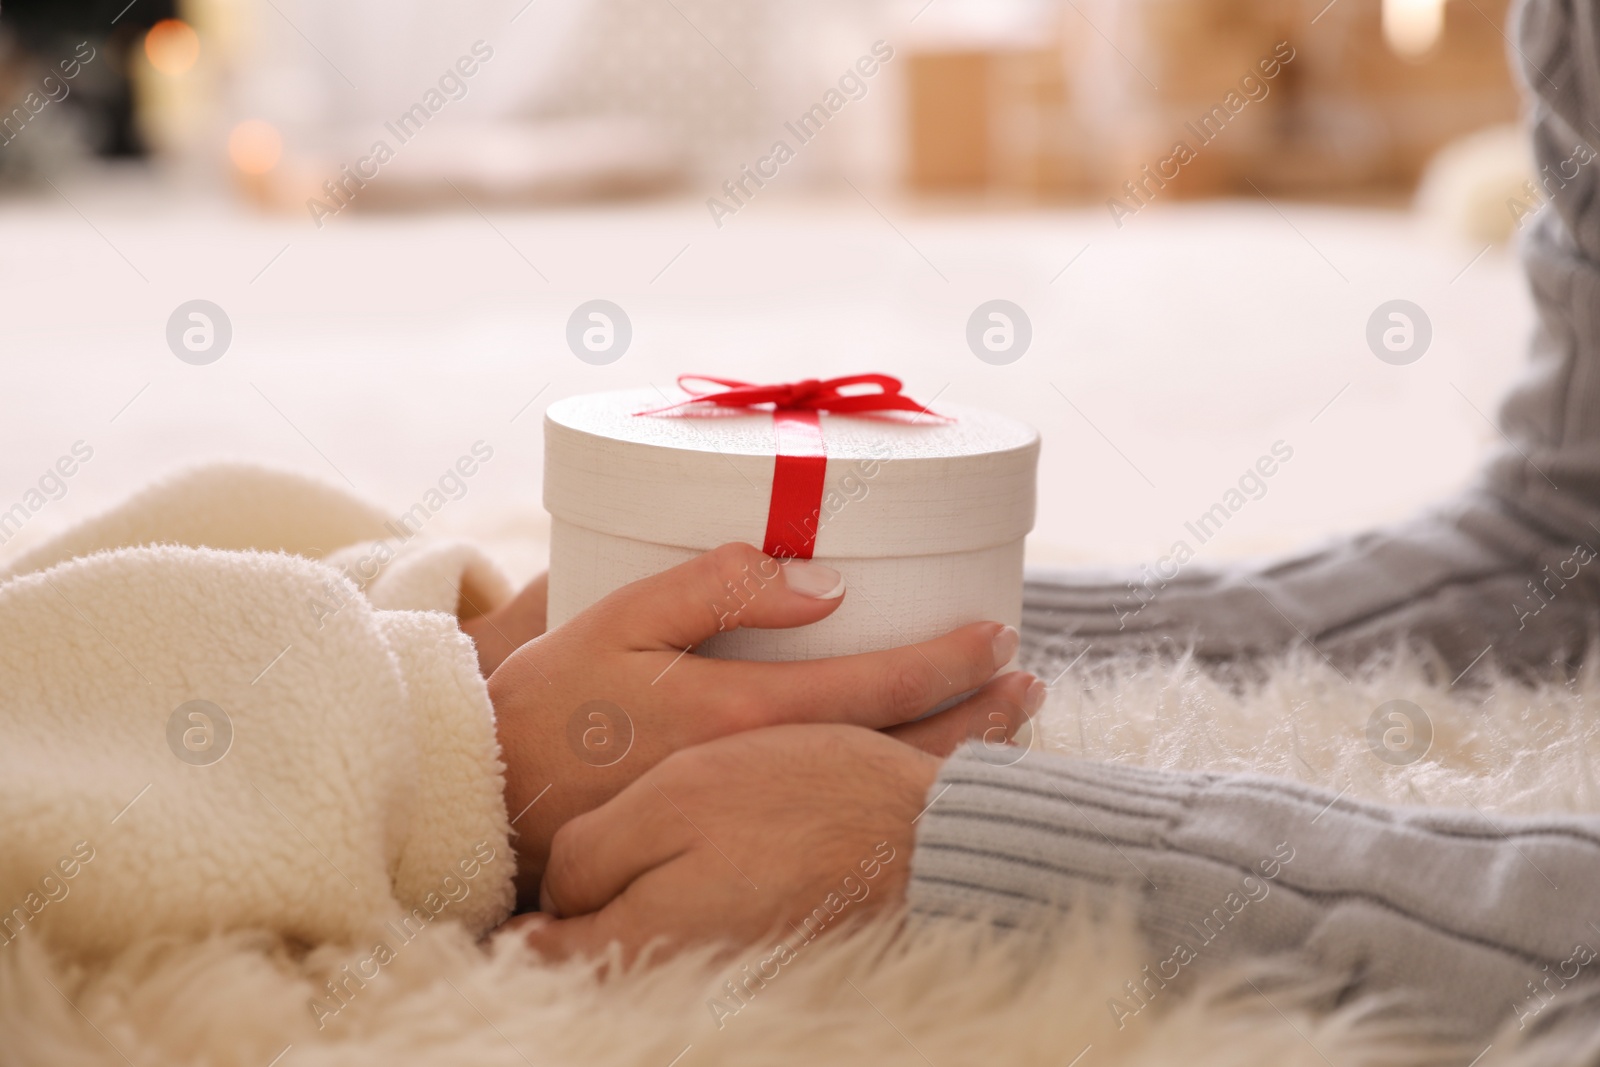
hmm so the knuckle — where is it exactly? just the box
[879,657,934,715]
[960,627,998,680]
[706,541,762,581]
[703,543,776,630]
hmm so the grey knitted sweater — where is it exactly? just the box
[907,0,1600,1058]
[909,753,1600,1054]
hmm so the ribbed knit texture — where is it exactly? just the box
[912,752,1600,1046]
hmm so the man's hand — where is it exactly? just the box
[489,542,1041,904]
[500,725,945,961]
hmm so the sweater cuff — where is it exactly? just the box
[377,610,516,935]
[909,752,1209,927]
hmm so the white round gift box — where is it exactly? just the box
[544,386,1039,662]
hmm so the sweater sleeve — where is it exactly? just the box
[0,545,514,958]
[909,751,1600,1043]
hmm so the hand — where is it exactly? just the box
[460,572,548,677]
[489,542,1042,903]
[500,725,945,961]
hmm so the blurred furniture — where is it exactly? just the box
[907,44,1090,196]
[905,0,1521,200]
[0,0,178,180]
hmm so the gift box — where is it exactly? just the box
[543,376,1040,662]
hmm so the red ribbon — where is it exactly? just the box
[636,374,942,560]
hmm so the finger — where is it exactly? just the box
[537,774,694,919]
[512,902,668,966]
[520,863,736,965]
[518,857,761,966]
[884,670,1045,757]
[506,571,549,636]
[582,542,847,650]
[706,621,1021,729]
[513,906,627,962]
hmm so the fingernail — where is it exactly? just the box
[991,625,1020,668]
[780,559,846,599]
[1023,677,1047,716]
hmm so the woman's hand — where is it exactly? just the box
[460,573,548,677]
[489,542,1042,904]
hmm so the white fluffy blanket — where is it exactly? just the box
[7,649,1594,1067]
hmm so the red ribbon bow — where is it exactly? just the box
[635,374,942,560]
[637,373,938,417]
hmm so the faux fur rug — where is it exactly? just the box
[7,648,1597,1067]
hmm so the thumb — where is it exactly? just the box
[589,542,846,650]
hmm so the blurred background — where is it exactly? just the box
[0,0,1529,211]
[0,0,1543,579]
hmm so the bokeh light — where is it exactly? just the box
[1383,0,1447,58]
[145,19,201,76]
[228,120,283,175]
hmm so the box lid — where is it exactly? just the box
[544,387,1039,557]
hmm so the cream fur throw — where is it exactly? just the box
[7,646,1593,1067]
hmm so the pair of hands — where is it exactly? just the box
[460,543,1042,954]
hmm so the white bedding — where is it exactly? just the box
[0,180,1531,581]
